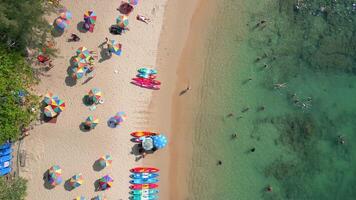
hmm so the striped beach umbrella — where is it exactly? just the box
[60,11,72,20]
[98,175,113,190]
[152,134,168,149]
[50,98,65,113]
[84,11,97,24]
[85,116,99,129]
[72,67,86,80]
[116,15,129,28]
[55,18,68,29]
[128,0,139,5]
[44,105,57,118]
[98,155,113,168]
[88,88,102,103]
[69,173,83,188]
[75,196,86,200]
[108,40,122,56]
[93,195,107,200]
[48,165,62,186]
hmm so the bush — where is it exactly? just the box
[0,177,27,200]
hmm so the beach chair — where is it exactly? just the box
[0,167,12,176]
[0,161,11,169]
[0,142,11,150]
[0,155,12,163]
[0,148,12,156]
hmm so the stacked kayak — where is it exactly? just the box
[130,167,160,199]
[131,68,161,90]
[0,142,12,176]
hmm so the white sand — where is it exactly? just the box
[21,0,168,199]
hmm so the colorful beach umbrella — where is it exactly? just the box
[152,134,168,149]
[84,11,97,24]
[85,116,99,129]
[73,57,89,68]
[108,40,122,56]
[128,0,139,5]
[72,67,87,80]
[98,155,113,168]
[69,173,83,188]
[50,98,65,113]
[75,196,86,200]
[116,15,129,28]
[48,165,62,186]
[55,18,68,29]
[44,105,57,118]
[43,92,59,105]
[113,111,127,124]
[93,195,107,200]
[76,47,91,59]
[88,88,102,103]
[98,175,113,190]
[60,11,72,20]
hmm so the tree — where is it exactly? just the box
[0,177,28,200]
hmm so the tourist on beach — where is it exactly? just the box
[337,135,345,144]
[250,147,256,152]
[137,15,150,24]
[266,185,273,192]
[231,133,238,139]
[217,160,222,165]
[179,85,191,96]
[68,33,80,42]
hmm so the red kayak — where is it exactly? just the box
[130,184,158,190]
[131,81,160,90]
[131,167,160,173]
[131,131,158,138]
[132,78,161,85]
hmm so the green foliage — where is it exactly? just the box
[0,47,38,143]
[0,177,28,200]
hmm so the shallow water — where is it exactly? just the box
[188,0,356,199]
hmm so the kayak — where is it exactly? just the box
[130,189,159,195]
[130,183,158,190]
[130,178,159,184]
[131,131,157,138]
[130,195,158,200]
[0,148,12,156]
[138,68,157,75]
[0,143,11,150]
[131,167,159,173]
[131,173,159,179]
[131,81,160,90]
[132,78,161,85]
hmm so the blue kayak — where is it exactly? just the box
[0,161,11,169]
[0,148,12,156]
[0,155,12,163]
[130,173,159,179]
[130,195,158,200]
[130,189,159,195]
[0,167,11,176]
[0,143,11,150]
[130,178,159,184]
[138,68,157,75]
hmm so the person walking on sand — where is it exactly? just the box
[179,85,191,96]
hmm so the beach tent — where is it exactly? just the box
[44,105,57,118]
[75,196,86,200]
[48,165,62,186]
[69,173,83,188]
[142,137,154,151]
[128,0,139,5]
[50,98,65,113]
[98,175,113,190]
[85,116,99,129]
[108,40,122,56]
[116,15,129,28]
[88,88,102,103]
[60,11,72,20]
[55,18,69,29]
[98,155,113,168]
[152,134,168,149]
[84,11,97,24]
[93,195,107,200]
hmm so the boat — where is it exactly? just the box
[0,155,12,163]
[131,81,160,90]
[130,183,158,190]
[0,143,11,150]
[131,173,159,179]
[0,167,11,176]
[130,189,159,195]
[0,148,12,156]
[132,78,161,85]
[131,167,159,173]
[130,195,158,200]
[138,68,157,75]
[131,131,157,138]
[130,178,159,184]
[0,161,11,169]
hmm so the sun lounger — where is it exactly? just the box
[0,167,12,176]
[0,161,11,169]
[0,143,11,150]
[0,148,12,156]
[0,155,12,163]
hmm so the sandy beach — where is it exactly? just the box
[19,0,202,199]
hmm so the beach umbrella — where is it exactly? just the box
[76,47,91,59]
[69,173,83,188]
[152,134,168,149]
[93,195,107,200]
[48,165,62,186]
[116,15,129,28]
[113,111,127,124]
[44,105,57,118]
[98,175,113,190]
[72,67,87,80]
[55,18,68,29]
[128,0,139,5]
[85,116,99,129]
[73,57,89,68]
[43,92,60,105]
[88,88,102,103]
[60,11,72,20]
[98,155,113,168]
[75,196,86,200]
[50,98,65,113]
[108,40,122,56]
[84,11,97,24]
[142,137,154,151]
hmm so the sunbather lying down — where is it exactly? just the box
[136,15,150,24]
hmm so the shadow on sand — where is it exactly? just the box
[42,170,55,190]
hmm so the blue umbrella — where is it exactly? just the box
[152,134,168,149]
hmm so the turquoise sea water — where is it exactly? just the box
[188,0,356,199]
